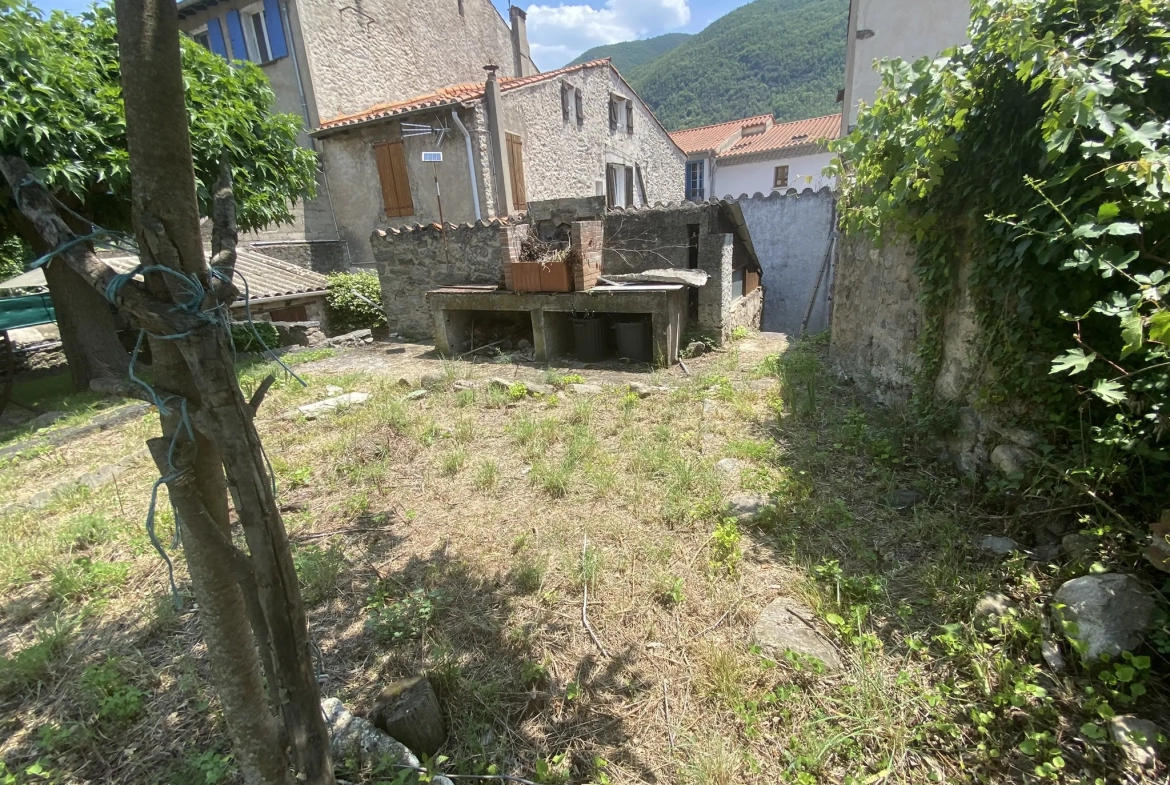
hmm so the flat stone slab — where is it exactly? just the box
[980,535,1020,556]
[727,493,771,522]
[296,392,370,420]
[715,458,743,476]
[567,383,603,395]
[752,597,842,671]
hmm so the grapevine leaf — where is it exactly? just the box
[1051,349,1096,375]
[1119,311,1143,358]
[1091,379,1127,405]
[1149,312,1170,344]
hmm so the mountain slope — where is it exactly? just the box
[622,0,849,131]
[568,33,693,73]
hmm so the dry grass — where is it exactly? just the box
[0,337,1166,784]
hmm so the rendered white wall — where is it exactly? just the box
[715,151,837,199]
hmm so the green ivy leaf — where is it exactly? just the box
[1120,311,1143,358]
[1051,349,1096,375]
[1149,312,1170,344]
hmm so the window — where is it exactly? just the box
[561,82,572,122]
[458,0,465,16]
[609,97,620,131]
[626,101,634,134]
[732,266,746,301]
[506,133,527,211]
[574,89,584,127]
[269,304,309,322]
[192,26,211,50]
[686,161,705,201]
[605,164,634,208]
[225,2,287,64]
[373,140,414,218]
[774,165,790,189]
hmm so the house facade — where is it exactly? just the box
[312,60,686,269]
[175,0,537,271]
[671,114,841,200]
[840,0,971,133]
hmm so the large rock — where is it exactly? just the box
[979,535,1020,556]
[370,676,446,757]
[325,329,374,348]
[1109,715,1164,768]
[752,597,842,672]
[727,493,771,522]
[322,697,420,772]
[1053,573,1156,661]
[295,392,370,420]
[990,443,1032,477]
[566,383,603,395]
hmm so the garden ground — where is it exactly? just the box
[0,334,1166,784]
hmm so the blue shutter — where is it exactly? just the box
[206,18,228,59]
[225,10,249,61]
[263,0,288,59]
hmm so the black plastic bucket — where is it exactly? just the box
[614,319,652,363]
[572,316,609,362]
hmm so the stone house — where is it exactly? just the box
[175,0,537,271]
[671,113,842,200]
[312,59,687,269]
[841,0,971,133]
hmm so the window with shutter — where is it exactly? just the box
[575,89,584,127]
[605,166,617,208]
[626,101,634,134]
[774,165,790,189]
[609,98,618,131]
[624,166,634,207]
[506,133,527,211]
[373,141,414,218]
[561,84,570,121]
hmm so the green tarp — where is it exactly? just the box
[0,293,56,331]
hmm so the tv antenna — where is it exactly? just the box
[401,120,451,146]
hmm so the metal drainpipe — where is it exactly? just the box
[451,108,483,222]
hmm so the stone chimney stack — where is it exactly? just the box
[483,65,513,216]
[509,6,536,77]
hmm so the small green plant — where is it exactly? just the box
[81,659,146,727]
[531,459,572,498]
[473,459,500,492]
[578,543,602,592]
[508,383,528,401]
[510,556,545,594]
[455,388,477,407]
[655,574,685,607]
[440,447,467,477]
[485,385,509,409]
[366,587,446,643]
[293,542,346,606]
[520,659,550,688]
[619,391,640,413]
[453,417,476,444]
[179,750,235,785]
[50,556,128,604]
[0,616,73,695]
[730,325,752,340]
[568,397,593,426]
[61,513,113,550]
[776,348,820,417]
[710,518,742,574]
[326,271,387,333]
[535,752,570,785]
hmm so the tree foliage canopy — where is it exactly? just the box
[568,33,692,74]
[833,0,1169,509]
[0,1,316,244]
[617,0,848,131]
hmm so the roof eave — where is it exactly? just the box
[717,140,833,165]
[313,98,477,138]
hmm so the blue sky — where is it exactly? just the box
[36,1,749,69]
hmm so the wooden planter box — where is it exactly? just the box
[538,260,572,293]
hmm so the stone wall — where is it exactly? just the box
[726,287,765,338]
[371,220,511,338]
[736,188,837,336]
[603,201,721,274]
[244,240,351,274]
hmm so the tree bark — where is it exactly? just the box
[112,3,334,784]
[6,211,128,390]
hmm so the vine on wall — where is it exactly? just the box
[830,0,1169,517]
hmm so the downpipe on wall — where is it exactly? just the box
[451,109,482,223]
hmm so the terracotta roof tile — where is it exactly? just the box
[668,114,775,156]
[717,113,841,161]
[318,59,615,132]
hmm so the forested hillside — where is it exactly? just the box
[573,0,849,131]
[568,33,692,73]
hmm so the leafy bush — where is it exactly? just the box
[832,0,1170,514]
[81,660,145,727]
[327,272,386,334]
[229,321,280,354]
[365,587,445,643]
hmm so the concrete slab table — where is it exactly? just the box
[425,284,688,365]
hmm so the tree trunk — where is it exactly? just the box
[7,211,128,390]
[112,3,334,784]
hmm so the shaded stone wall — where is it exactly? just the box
[245,241,351,274]
[736,188,836,336]
[371,220,511,338]
[727,287,765,338]
[603,201,721,274]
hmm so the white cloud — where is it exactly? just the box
[523,0,691,68]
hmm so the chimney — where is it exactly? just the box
[483,65,513,216]
[509,6,536,76]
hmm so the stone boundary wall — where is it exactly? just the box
[726,287,765,339]
[371,219,519,338]
[734,187,836,336]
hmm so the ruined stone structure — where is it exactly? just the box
[175,0,535,271]
[371,197,762,346]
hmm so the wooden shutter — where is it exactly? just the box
[605,165,616,208]
[374,141,414,218]
[561,83,570,121]
[262,0,288,58]
[575,90,584,126]
[624,166,634,207]
[225,9,248,60]
[626,101,634,134]
[506,133,527,211]
[609,99,619,130]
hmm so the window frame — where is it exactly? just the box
[773,164,790,190]
[241,2,273,64]
[686,160,705,201]
[190,24,211,50]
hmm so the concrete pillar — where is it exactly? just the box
[509,6,536,77]
[483,66,513,217]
